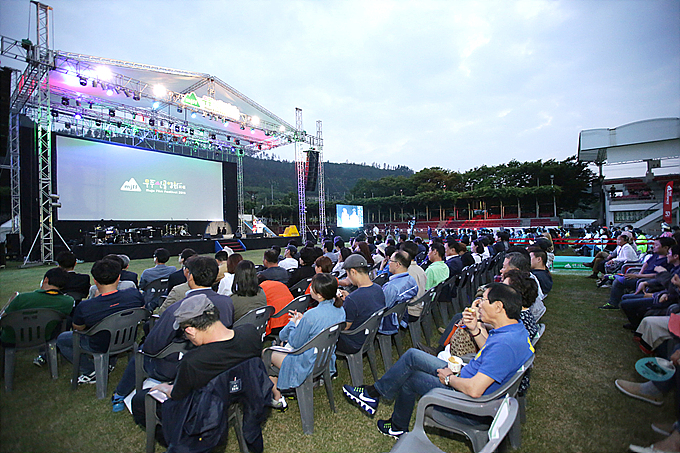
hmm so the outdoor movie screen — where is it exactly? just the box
[56,136,224,221]
[336,204,364,228]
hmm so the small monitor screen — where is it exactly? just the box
[336,205,364,228]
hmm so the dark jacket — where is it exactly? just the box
[161,357,273,453]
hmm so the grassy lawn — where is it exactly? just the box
[0,252,676,452]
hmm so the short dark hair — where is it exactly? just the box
[56,251,77,269]
[527,247,547,266]
[486,282,522,320]
[215,250,228,262]
[339,247,352,262]
[429,242,445,260]
[496,231,510,242]
[153,248,170,263]
[263,249,279,264]
[103,254,125,268]
[91,259,122,285]
[399,233,408,242]
[334,238,345,249]
[392,250,411,268]
[179,305,220,331]
[299,247,317,266]
[232,260,259,297]
[505,252,531,272]
[271,245,282,255]
[400,241,418,261]
[180,248,198,262]
[310,273,343,308]
[670,244,680,257]
[323,241,333,253]
[657,237,676,248]
[185,256,218,287]
[43,267,69,290]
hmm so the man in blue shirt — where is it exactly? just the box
[343,283,533,438]
[139,248,177,310]
[379,251,418,335]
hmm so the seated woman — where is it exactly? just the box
[502,269,539,340]
[331,247,352,279]
[230,260,267,321]
[265,273,346,409]
[305,256,335,297]
[217,253,243,297]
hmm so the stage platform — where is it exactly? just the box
[63,235,300,262]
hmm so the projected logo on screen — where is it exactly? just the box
[120,178,141,192]
[143,178,186,194]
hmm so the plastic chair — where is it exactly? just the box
[376,299,410,372]
[407,287,438,347]
[71,307,149,399]
[233,306,275,341]
[337,308,384,386]
[267,294,311,343]
[1,308,68,392]
[372,273,389,287]
[289,277,313,297]
[143,277,169,311]
[533,323,546,346]
[261,322,345,434]
[418,355,534,452]
[135,340,192,394]
[390,394,519,453]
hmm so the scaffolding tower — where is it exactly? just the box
[317,120,326,236]
[295,108,306,238]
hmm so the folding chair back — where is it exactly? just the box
[233,305,275,341]
[337,308,384,386]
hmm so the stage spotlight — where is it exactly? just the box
[152,101,160,109]
[123,88,131,97]
[181,136,187,143]
[109,109,115,117]
[160,120,164,127]
[153,84,167,98]
[189,129,194,135]
[106,89,114,96]
[91,80,97,88]
[209,133,216,140]
[51,109,58,118]
[79,77,87,86]
[279,125,285,132]
[149,118,155,126]
[75,100,81,107]
[223,121,229,128]
[250,128,255,133]
[240,124,245,130]
[61,97,69,106]
[95,120,101,126]
[88,102,94,109]
[177,106,182,113]
[133,92,141,101]
[74,112,82,120]
[65,122,71,129]
[174,125,180,132]
[117,121,122,128]
[191,112,196,119]
[113,87,120,95]
[251,115,260,126]
[231,146,236,153]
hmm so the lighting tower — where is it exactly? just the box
[237,148,245,234]
[295,108,306,238]
[317,120,326,236]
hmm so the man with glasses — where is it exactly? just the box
[343,283,534,439]
[379,251,419,335]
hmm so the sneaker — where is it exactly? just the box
[343,385,379,415]
[651,421,676,437]
[270,396,288,412]
[112,394,126,413]
[76,371,97,385]
[599,303,618,310]
[108,364,115,374]
[33,354,46,367]
[615,379,663,406]
[377,419,406,439]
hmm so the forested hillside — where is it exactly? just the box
[242,155,412,204]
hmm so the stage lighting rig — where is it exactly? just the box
[109,109,115,117]
[51,109,58,118]
[132,92,141,101]
[79,77,87,86]
[61,97,69,106]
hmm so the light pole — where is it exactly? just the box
[551,174,557,218]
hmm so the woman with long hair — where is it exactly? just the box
[230,260,267,321]
[217,253,243,296]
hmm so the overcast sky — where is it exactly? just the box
[1,0,678,176]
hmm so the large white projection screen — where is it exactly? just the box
[56,136,224,221]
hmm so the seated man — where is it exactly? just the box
[166,248,198,294]
[111,256,234,411]
[118,254,138,287]
[214,250,229,285]
[278,245,299,271]
[444,238,464,279]
[425,242,448,290]
[1,267,74,365]
[57,259,144,384]
[620,244,680,329]
[257,249,290,284]
[400,241,427,323]
[600,237,674,310]
[139,248,177,311]
[528,247,553,294]
[86,254,137,299]
[343,283,534,438]
[286,247,317,288]
[56,250,90,301]
[131,294,262,444]
[501,251,546,320]
[336,254,386,354]
[379,251,418,335]
[323,240,338,264]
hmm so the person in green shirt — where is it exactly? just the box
[1,267,75,345]
[425,242,449,290]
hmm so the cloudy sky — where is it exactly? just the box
[1,0,678,176]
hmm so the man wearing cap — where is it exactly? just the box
[336,254,386,354]
[278,246,299,271]
[110,256,235,412]
[131,293,262,430]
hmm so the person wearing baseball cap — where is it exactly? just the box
[131,293,262,428]
[336,254,386,354]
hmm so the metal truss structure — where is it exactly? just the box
[317,120,326,235]
[1,2,325,260]
[295,108,307,238]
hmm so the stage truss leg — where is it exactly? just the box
[237,152,245,234]
[317,120,326,237]
[295,108,306,239]
[9,112,21,243]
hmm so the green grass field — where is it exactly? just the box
[0,252,675,452]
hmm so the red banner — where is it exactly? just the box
[664,181,674,224]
